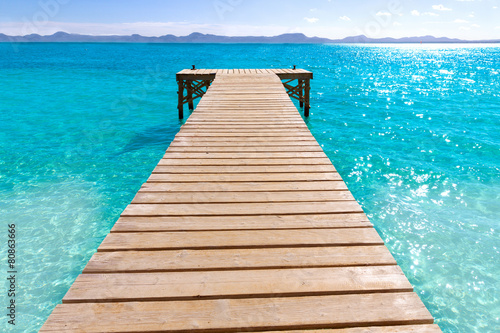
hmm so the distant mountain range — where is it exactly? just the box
[1,31,499,43]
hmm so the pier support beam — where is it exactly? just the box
[280,77,312,117]
[176,73,216,119]
[304,78,311,117]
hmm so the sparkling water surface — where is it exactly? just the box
[0,43,498,332]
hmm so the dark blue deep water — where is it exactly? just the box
[0,43,499,332]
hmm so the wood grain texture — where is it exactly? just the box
[111,213,372,232]
[121,201,364,217]
[40,293,434,332]
[84,245,396,273]
[64,266,413,303]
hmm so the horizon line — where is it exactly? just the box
[1,30,499,42]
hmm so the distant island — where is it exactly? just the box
[1,31,499,44]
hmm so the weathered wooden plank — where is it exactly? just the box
[169,139,320,146]
[41,293,434,332]
[147,172,341,182]
[254,326,443,333]
[181,125,310,130]
[111,213,371,232]
[152,165,336,173]
[132,190,354,204]
[121,201,363,218]
[185,121,307,125]
[157,158,333,166]
[64,266,412,303]
[98,228,382,252]
[175,132,316,137]
[171,137,319,143]
[84,245,393,273]
[162,152,327,159]
[139,181,348,192]
[166,146,325,152]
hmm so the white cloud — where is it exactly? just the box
[415,11,439,17]
[304,17,319,23]
[454,19,469,23]
[393,22,402,26]
[459,26,471,31]
[471,24,480,28]
[432,4,452,11]
[376,11,392,17]
[339,16,351,21]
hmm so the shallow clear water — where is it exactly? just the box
[0,43,498,332]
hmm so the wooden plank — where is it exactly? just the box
[152,165,337,173]
[170,139,320,145]
[84,245,393,273]
[121,201,363,217]
[161,152,327,159]
[175,132,315,137]
[178,129,312,134]
[254,326,443,333]
[139,181,348,192]
[169,141,316,146]
[98,228,382,251]
[111,213,372,232]
[181,124,310,129]
[132,191,354,204]
[147,172,342,182]
[40,293,434,332]
[157,158,334,166]
[64,266,413,303]
[185,121,307,124]
[165,146,325,152]
[171,137,318,143]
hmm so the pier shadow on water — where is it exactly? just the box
[118,124,179,155]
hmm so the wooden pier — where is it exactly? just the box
[42,69,441,332]
[176,68,312,118]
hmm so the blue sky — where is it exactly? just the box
[0,0,499,39]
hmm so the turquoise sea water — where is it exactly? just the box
[0,43,499,332]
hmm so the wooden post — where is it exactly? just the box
[177,80,184,119]
[187,80,194,111]
[299,80,304,108]
[304,79,310,117]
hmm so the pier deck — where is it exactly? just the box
[42,70,441,332]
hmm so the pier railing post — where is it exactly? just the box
[177,79,184,119]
